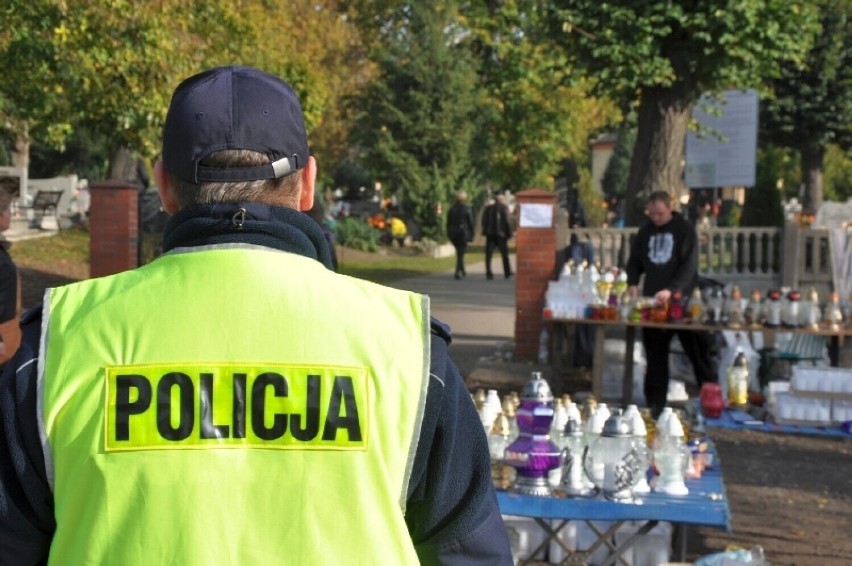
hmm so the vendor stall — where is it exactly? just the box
[549,317,852,407]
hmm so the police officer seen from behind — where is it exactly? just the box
[626,190,718,420]
[0,66,512,565]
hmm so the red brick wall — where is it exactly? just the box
[89,181,139,278]
[514,189,557,360]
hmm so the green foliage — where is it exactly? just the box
[349,2,479,240]
[461,1,619,192]
[335,217,380,252]
[338,250,484,284]
[575,167,605,226]
[601,124,635,203]
[1,0,366,176]
[0,1,66,148]
[761,0,851,153]
[717,202,741,227]
[545,1,818,222]
[548,1,817,103]
[759,0,851,210]
[739,173,784,231]
[824,144,852,202]
[29,126,110,179]
[757,146,800,199]
[48,1,193,158]
[751,142,851,207]
[0,131,10,165]
[9,227,90,264]
[332,160,373,199]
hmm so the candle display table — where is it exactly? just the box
[549,316,852,405]
[497,447,730,565]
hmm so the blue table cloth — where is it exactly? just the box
[497,464,730,530]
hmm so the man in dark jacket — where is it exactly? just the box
[481,194,514,279]
[446,191,474,279]
[626,190,717,418]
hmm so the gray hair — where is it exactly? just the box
[170,149,301,209]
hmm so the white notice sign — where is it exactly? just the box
[685,89,759,188]
[519,203,553,228]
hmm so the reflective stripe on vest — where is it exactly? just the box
[40,245,429,565]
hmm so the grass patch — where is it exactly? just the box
[10,228,90,265]
[339,250,484,284]
[9,227,484,285]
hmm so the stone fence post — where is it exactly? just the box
[780,219,801,289]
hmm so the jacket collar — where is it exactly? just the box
[162,202,335,270]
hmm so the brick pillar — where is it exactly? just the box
[89,181,140,278]
[514,189,558,361]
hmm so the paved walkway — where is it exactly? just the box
[388,255,525,384]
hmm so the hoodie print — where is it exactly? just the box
[648,232,674,265]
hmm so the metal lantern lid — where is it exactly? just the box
[601,411,632,438]
[521,371,553,403]
[561,416,583,437]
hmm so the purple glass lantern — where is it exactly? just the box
[504,372,562,496]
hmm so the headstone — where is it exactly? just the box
[814,199,852,229]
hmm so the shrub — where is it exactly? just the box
[335,217,379,252]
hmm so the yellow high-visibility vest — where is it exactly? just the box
[40,245,429,565]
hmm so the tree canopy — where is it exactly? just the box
[545,0,818,224]
[349,2,480,239]
[1,0,843,237]
[0,0,66,168]
[461,0,617,193]
[760,0,851,213]
[1,1,365,178]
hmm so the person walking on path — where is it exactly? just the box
[626,190,718,419]
[0,65,512,566]
[446,191,474,279]
[482,194,514,279]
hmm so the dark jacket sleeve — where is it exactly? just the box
[0,307,54,566]
[480,204,491,235]
[0,250,17,324]
[463,207,474,242]
[668,218,699,294]
[405,318,513,565]
[625,226,646,287]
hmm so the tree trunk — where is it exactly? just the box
[108,148,151,189]
[800,145,824,214]
[11,124,30,172]
[624,86,692,226]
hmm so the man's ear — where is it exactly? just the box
[154,160,180,214]
[297,155,317,212]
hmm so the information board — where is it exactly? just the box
[685,90,759,188]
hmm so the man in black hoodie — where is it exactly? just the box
[626,191,717,418]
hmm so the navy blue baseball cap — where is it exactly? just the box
[162,65,309,184]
